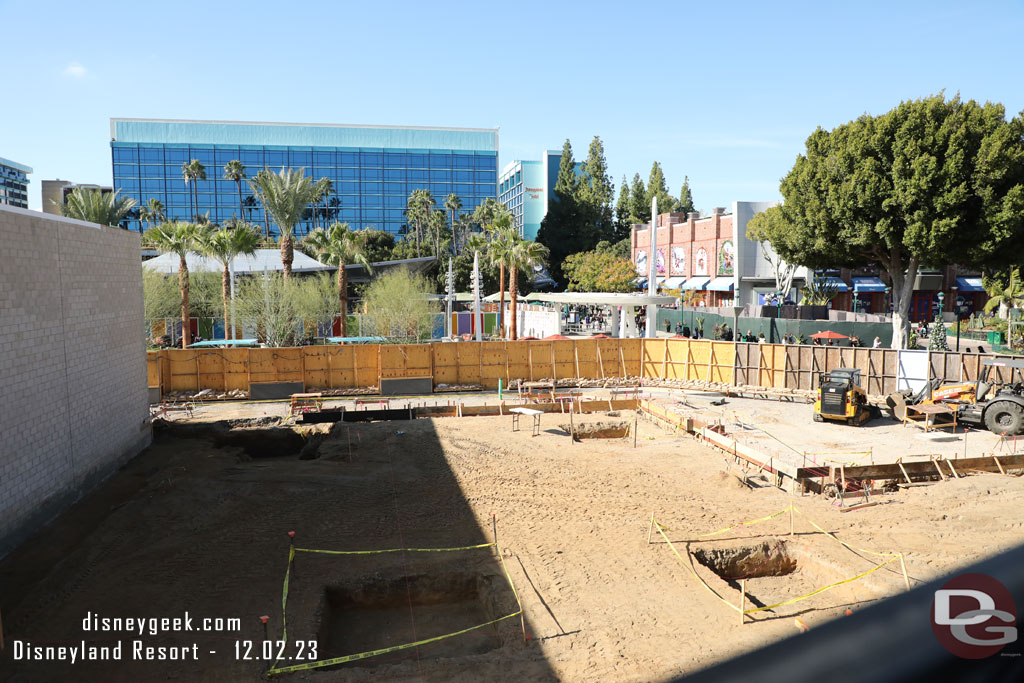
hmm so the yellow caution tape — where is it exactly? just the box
[742,557,899,614]
[268,541,521,676]
[794,510,900,558]
[654,520,742,613]
[267,610,521,675]
[697,506,794,538]
[294,542,495,556]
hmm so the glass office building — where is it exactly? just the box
[0,156,32,209]
[110,119,499,235]
[497,150,580,240]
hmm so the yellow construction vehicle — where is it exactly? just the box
[813,368,876,426]
[887,357,1024,435]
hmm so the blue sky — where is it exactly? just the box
[3,0,1023,212]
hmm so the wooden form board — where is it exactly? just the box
[148,340,1024,399]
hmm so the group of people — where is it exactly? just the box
[672,322,704,339]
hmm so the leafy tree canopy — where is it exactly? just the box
[563,249,638,293]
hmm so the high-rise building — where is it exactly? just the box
[41,179,113,215]
[109,118,499,236]
[0,156,32,209]
[497,150,580,240]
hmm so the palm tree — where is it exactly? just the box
[486,218,517,338]
[248,167,320,281]
[983,268,1024,319]
[181,159,207,220]
[199,222,262,340]
[314,178,333,231]
[444,193,463,255]
[144,221,205,348]
[138,197,165,230]
[428,208,450,259]
[406,189,435,257]
[506,237,549,340]
[303,222,372,337]
[55,188,137,227]
[223,160,247,217]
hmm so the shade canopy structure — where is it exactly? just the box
[809,330,849,340]
[663,276,686,289]
[591,334,610,338]
[707,277,735,292]
[955,276,984,292]
[543,334,571,340]
[143,249,331,275]
[520,292,677,307]
[343,256,436,284]
[852,276,887,293]
[325,336,388,344]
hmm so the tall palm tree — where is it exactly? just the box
[983,268,1024,319]
[406,189,435,257]
[138,197,165,230]
[55,188,137,227]
[428,208,449,259]
[314,177,333,231]
[444,192,462,255]
[248,167,320,281]
[487,221,517,338]
[223,160,247,217]
[144,221,205,348]
[199,222,262,340]
[303,222,372,337]
[506,237,549,341]
[181,159,207,220]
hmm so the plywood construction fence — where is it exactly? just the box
[146,339,1024,398]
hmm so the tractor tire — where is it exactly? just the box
[984,401,1024,436]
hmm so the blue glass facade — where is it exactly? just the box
[0,156,32,209]
[110,120,498,236]
[497,150,580,241]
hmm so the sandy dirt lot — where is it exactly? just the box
[3,407,1024,682]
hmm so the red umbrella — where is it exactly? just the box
[544,334,572,340]
[809,330,849,340]
[670,334,689,339]
[592,334,610,339]
[519,336,538,341]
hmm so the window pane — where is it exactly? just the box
[314,151,335,164]
[429,154,451,169]
[360,168,382,181]
[360,151,382,166]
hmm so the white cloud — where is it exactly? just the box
[63,62,87,78]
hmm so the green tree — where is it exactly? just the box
[629,173,649,224]
[360,229,396,264]
[536,140,586,287]
[234,273,311,347]
[362,269,440,342]
[248,167,321,281]
[595,238,631,259]
[56,188,137,227]
[139,197,166,230]
[677,176,695,215]
[645,161,677,214]
[143,221,205,348]
[760,94,1024,348]
[428,208,451,258]
[578,135,615,239]
[506,236,549,340]
[313,177,333,230]
[181,159,207,220]
[928,315,951,350]
[746,206,799,300]
[406,189,436,257]
[444,192,463,254]
[563,249,637,293]
[223,160,247,218]
[486,217,517,337]
[303,222,372,337]
[983,268,1024,318]
[614,175,632,239]
[199,222,262,339]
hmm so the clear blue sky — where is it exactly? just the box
[3,0,1023,213]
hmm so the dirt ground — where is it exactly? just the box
[3,406,1024,682]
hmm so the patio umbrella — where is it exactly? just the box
[519,336,539,341]
[592,334,610,339]
[544,334,572,340]
[809,330,849,340]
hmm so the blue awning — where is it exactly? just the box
[682,277,711,290]
[818,276,849,292]
[663,276,686,289]
[956,276,984,292]
[326,336,388,344]
[707,277,735,292]
[852,276,886,293]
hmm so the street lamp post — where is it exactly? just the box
[937,291,945,317]
[951,283,961,352]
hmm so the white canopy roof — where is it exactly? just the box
[525,292,677,306]
[142,249,331,274]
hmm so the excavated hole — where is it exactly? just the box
[154,419,315,459]
[693,539,797,580]
[317,572,506,666]
[560,420,631,440]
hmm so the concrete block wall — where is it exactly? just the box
[0,205,150,558]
